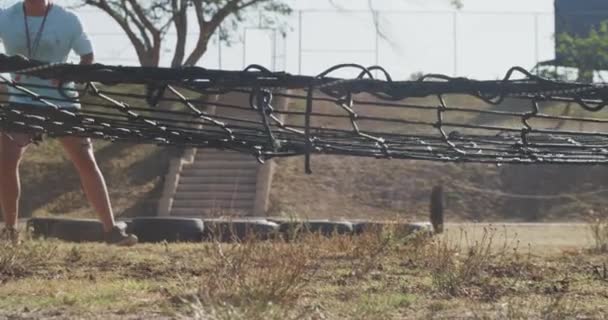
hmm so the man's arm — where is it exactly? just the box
[71,11,94,65]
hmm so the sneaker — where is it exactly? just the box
[104,226,138,246]
[1,227,20,245]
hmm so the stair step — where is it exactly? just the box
[185,162,260,170]
[174,192,256,201]
[172,199,254,209]
[179,176,257,184]
[180,169,258,177]
[176,184,257,193]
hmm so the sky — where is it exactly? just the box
[1,0,556,80]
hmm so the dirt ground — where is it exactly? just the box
[444,223,594,255]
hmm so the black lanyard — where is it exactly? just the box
[23,2,52,59]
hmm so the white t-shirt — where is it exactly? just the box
[0,2,93,108]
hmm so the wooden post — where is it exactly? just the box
[430,185,445,234]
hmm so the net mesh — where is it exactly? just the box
[1,54,608,173]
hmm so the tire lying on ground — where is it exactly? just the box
[352,221,432,236]
[268,218,354,239]
[351,221,386,235]
[203,219,279,242]
[44,219,127,243]
[129,217,204,243]
[27,217,65,239]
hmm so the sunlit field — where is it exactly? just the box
[1,222,607,319]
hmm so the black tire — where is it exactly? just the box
[400,222,432,234]
[49,219,129,243]
[28,218,129,242]
[203,219,279,242]
[130,217,204,243]
[351,221,387,235]
[269,219,354,238]
[27,217,65,239]
[353,221,432,237]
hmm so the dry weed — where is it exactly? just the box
[315,220,428,280]
[194,237,319,319]
[588,209,608,253]
[0,240,58,281]
[425,227,523,298]
[494,294,582,320]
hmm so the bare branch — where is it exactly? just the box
[81,0,291,67]
[85,0,150,64]
[170,0,188,67]
[184,0,243,66]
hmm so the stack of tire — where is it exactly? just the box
[26,217,431,243]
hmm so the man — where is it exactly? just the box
[0,0,138,246]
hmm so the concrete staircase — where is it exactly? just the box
[167,149,271,217]
[158,91,287,217]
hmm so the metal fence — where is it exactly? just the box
[291,10,555,79]
[39,9,559,79]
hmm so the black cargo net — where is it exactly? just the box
[1,54,608,173]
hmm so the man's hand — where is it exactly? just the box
[48,54,94,87]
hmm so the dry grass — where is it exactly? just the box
[194,239,318,319]
[0,240,58,281]
[424,227,529,299]
[588,209,608,253]
[269,96,608,222]
[182,224,412,319]
[2,224,608,319]
[4,93,608,319]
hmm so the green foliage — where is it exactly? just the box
[556,21,608,83]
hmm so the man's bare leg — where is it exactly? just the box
[60,136,115,232]
[0,133,30,229]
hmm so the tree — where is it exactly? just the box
[82,0,460,68]
[556,21,608,83]
[80,0,291,67]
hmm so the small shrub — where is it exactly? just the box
[587,210,608,253]
[196,237,319,319]
[425,227,521,297]
[0,240,58,280]
[485,294,579,319]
